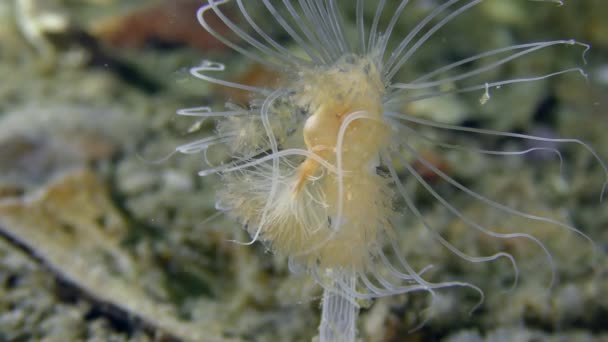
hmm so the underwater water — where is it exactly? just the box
[0,1,607,341]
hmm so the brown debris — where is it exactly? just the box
[92,0,234,51]
[218,63,282,105]
[412,151,451,183]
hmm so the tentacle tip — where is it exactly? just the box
[531,0,564,6]
[468,299,484,317]
[506,264,520,293]
[547,274,557,291]
[136,150,178,165]
[176,106,212,116]
[578,42,592,65]
[198,169,212,177]
[407,320,427,334]
[226,237,257,246]
[191,60,226,75]
[600,181,608,203]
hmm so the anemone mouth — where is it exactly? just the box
[178,1,606,340]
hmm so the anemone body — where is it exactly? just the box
[220,53,392,270]
[177,1,606,341]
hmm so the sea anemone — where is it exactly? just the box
[176,1,607,341]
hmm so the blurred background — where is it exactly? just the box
[0,1,606,341]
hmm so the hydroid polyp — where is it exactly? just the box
[176,1,608,341]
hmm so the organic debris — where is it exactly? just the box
[92,0,233,51]
[0,169,230,341]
